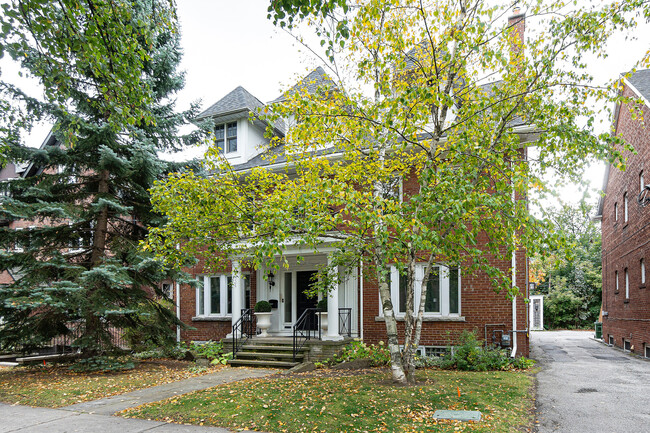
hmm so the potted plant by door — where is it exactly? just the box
[254,301,273,337]
[317,299,328,332]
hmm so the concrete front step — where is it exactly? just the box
[240,344,307,352]
[236,351,304,360]
[228,359,300,368]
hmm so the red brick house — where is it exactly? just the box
[172,64,533,360]
[596,69,650,358]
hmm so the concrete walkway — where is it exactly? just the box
[64,367,277,416]
[531,330,650,433]
[0,367,277,432]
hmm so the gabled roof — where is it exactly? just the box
[627,69,650,104]
[270,67,337,103]
[197,86,265,120]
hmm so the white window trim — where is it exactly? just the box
[195,273,250,317]
[625,268,629,299]
[196,274,232,318]
[641,259,645,286]
[214,121,238,154]
[615,270,619,292]
[614,202,618,222]
[380,264,460,317]
[641,171,645,193]
[624,193,629,223]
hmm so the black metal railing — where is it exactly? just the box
[232,308,254,358]
[338,307,352,337]
[293,308,322,361]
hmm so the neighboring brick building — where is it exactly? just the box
[596,69,650,358]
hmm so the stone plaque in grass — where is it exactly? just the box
[332,359,373,370]
[433,410,482,422]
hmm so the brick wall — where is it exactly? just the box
[601,85,650,356]
[361,248,529,357]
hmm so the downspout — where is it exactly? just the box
[176,281,181,343]
[511,187,518,358]
[359,262,364,340]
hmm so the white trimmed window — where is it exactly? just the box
[615,270,619,292]
[624,193,629,223]
[215,122,238,153]
[625,268,629,299]
[641,171,645,193]
[196,274,250,317]
[385,265,460,316]
[614,202,618,222]
[641,259,645,286]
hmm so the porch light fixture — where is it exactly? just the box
[268,272,275,287]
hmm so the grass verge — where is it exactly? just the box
[121,368,535,432]
[0,360,219,408]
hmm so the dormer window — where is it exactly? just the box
[215,122,238,153]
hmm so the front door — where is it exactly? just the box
[296,270,318,330]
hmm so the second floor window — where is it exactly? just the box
[215,122,238,153]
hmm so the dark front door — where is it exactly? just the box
[296,270,318,330]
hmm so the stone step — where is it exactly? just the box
[240,345,307,352]
[228,359,299,369]
[236,351,303,360]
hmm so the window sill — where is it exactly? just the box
[375,315,465,322]
[192,316,232,322]
[623,223,629,229]
[623,299,630,304]
[640,285,646,289]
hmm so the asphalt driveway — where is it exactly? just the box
[531,330,650,433]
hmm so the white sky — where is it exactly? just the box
[6,0,650,209]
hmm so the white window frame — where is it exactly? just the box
[196,274,233,317]
[195,273,250,317]
[614,202,618,222]
[641,258,645,286]
[641,171,645,193]
[14,227,24,252]
[625,268,629,299]
[615,270,619,292]
[214,121,238,154]
[624,192,628,223]
[381,264,461,317]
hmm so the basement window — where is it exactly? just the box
[623,339,631,352]
[645,344,649,359]
[608,335,614,346]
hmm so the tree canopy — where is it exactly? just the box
[0,0,198,357]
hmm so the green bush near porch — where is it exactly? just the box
[121,368,535,432]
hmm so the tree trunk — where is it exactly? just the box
[83,169,111,356]
[378,276,407,384]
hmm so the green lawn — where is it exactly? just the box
[0,360,219,408]
[122,368,535,432]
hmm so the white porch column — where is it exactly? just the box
[325,256,343,341]
[229,260,243,337]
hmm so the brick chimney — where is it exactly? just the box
[508,7,526,62]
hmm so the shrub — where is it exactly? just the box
[429,331,535,371]
[70,356,135,373]
[317,299,328,312]
[254,301,272,313]
[192,340,232,365]
[330,340,390,366]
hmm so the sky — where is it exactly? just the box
[7,0,650,209]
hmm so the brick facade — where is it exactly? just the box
[600,83,650,357]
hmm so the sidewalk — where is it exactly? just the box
[64,367,277,416]
[0,403,255,432]
[0,367,277,432]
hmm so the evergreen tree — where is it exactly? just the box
[0,0,199,356]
